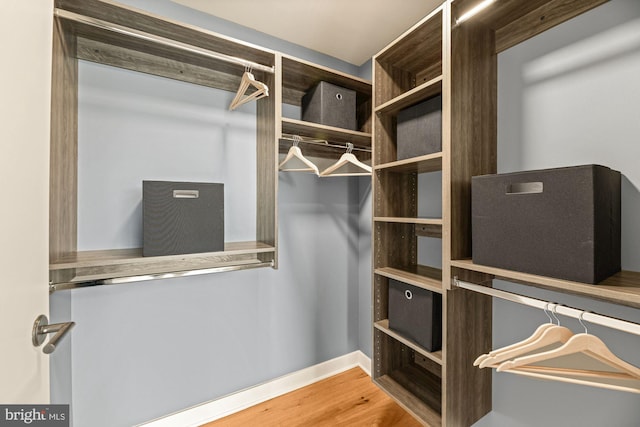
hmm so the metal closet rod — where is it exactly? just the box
[54,9,275,75]
[281,134,372,153]
[452,277,640,337]
[49,260,274,293]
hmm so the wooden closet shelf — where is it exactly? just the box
[375,76,443,115]
[282,54,372,98]
[374,217,442,225]
[375,320,443,365]
[374,375,442,427]
[375,266,443,294]
[50,241,275,270]
[281,118,372,147]
[450,259,640,309]
[374,152,442,173]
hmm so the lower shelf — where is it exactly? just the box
[49,241,276,286]
[375,372,442,427]
[375,319,443,365]
[374,328,442,426]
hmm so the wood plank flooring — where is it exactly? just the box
[202,367,422,427]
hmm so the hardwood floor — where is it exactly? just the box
[202,367,422,427]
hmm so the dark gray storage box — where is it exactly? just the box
[388,279,442,352]
[301,81,356,130]
[472,165,621,284]
[397,95,442,160]
[143,181,224,256]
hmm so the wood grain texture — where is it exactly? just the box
[375,10,443,74]
[50,18,78,264]
[375,62,417,107]
[203,368,422,427]
[444,286,492,427]
[375,76,443,115]
[375,320,444,366]
[374,170,417,217]
[449,23,497,262]
[373,333,442,426]
[494,0,608,53]
[374,152,443,174]
[281,118,372,148]
[281,54,372,134]
[49,242,275,269]
[373,113,397,165]
[76,37,242,91]
[374,222,417,271]
[415,224,443,239]
[451,259,640,309]
[257,58,279,265]
[49,242,276,283]
[453,0,550,30]
[281,54,371,98]
[374,217,443,225]
[56,0,275,67]
[375,266,443,294]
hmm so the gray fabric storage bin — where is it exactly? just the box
[397,95,442,160]
[388,279,442,352]
[302,81,356,130]
[472,164,621,284]
[143,181,224,256]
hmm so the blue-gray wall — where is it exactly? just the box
[48,0,640,426]
[49,1,373,426]
[474,0,640,425]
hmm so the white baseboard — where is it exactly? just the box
[138,350,371,427]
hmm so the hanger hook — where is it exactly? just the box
[543,303,553,323]
[579,311,589,334]
[551,303,561,325]
[292,134,302,147]
[346,142,354,154]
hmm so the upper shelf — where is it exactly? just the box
[55,0,276,92]
[57,0,275,68]
[375,76,443,115]
[452,0,608,53]
[281,118,372,147]
[450,259,640,309]
[374,152,443,173]
[282,54,372,106]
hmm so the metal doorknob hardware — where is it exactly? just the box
[32,314,75,354]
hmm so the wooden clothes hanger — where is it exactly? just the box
[319,143,372,177]
[479,324,574,368]
[279,136,319,175]
[229,69,269,111]
[497,333,640,394]
[496,314,640,394]
[475,304,560,366]
[474,322,556,366]
[478,305,571,368]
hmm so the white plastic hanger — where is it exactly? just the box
[229,68,269,111]
[319,143,372,177]
[279,136,319,175]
